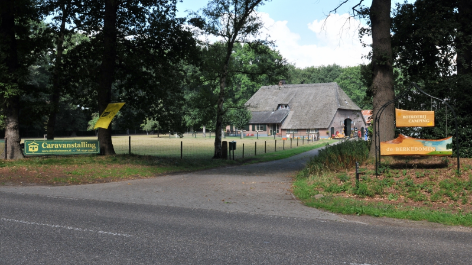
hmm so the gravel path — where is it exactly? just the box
[0,145,346,222]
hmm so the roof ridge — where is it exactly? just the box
[260,82,337,89]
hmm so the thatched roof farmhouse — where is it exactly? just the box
[234,82,367,139]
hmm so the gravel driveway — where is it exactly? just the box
[0,145,345,222]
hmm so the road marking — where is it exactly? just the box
[1,217,132,237]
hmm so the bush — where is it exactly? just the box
[304,139,369,177]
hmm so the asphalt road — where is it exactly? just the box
[1,145,472,264]
[1,192,472,264]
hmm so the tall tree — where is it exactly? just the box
[96,0,119,155]
[0,0,44,159]
[72,0,196,154]
[0,1,23,159]
[330,0,395,156]
[43,0,78,140]
[369,0,395,156]
[190,0,272,158]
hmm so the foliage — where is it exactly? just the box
[224,108,252,131]
[287,64,343,84]
[183,43,287,130]
[87,113,99,131]
[335,65,371,109]
[189,0,280,158]
[302,140,370,177]
[287,64,371,109]
[391,0,472,157]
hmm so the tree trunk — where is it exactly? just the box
[213,71,226,158]
[97,0,119,155]
[47,1,70,140]
[369,0,395,157]
[213,41,234,158]
[4,96,23,159]
[0,1,24,159]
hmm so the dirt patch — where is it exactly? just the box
[329,156,472,214]
[0,164,151,186]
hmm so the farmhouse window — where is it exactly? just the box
[253,124,266,131]
[306,129,318,133]
[287,129,298,133]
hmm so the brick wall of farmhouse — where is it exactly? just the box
[329,109,367,136]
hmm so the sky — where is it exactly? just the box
[176,0,413,68]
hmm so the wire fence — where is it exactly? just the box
[0,140,4,159]
[113,135,322,159]
[1,134,325,160]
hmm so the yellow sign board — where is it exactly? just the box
[94,102,125,129]
[381,134,452,156]
[395,108,434,127]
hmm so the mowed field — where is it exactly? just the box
[14,134,330,159]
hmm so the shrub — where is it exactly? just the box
[304,140,369,177]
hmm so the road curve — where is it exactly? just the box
[1,144,472,264]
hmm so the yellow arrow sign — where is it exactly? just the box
[94,102,125,129]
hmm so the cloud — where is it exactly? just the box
[259,12,371,68]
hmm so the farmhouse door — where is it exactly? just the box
[344,119,352,137]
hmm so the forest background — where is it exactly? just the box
[1,0,471,159]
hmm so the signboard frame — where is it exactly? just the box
[373,82,460,175]
[24,140,100,156]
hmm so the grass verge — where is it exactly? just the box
[293,139,472,227]
[294,178,472,227]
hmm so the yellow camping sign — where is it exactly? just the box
[94,102,125,129]
[395,108,434,127]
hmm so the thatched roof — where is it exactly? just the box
[245,83,361,129]
[249,110,290,124]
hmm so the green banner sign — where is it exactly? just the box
[24,140,100,155]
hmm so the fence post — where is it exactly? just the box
[243,143,244,159]
[255,142,256,156]
[303,136,304,144]
[290,138,292,148]
[4,138,7,160]
[129,136,131,154]
[265,141,266,153]
[297,137,299,147]
[356,162,360,189]
[181,141,183,159]
[283,140,285,150]
[257,131,258,139]
[275,140,276,152]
